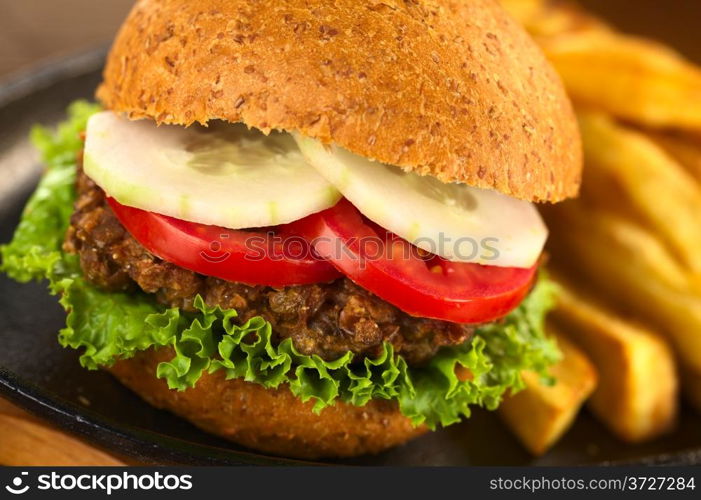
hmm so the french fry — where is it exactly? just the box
[505,0,701,446]
[498,329,597,456]
[543,202,701,375]
[508,0,699,443]
[499,0,544,26]
[550,276,678,442]
[500,0,609,39]
[577,112,701,275]
[544,201,691,293]
[646,130,701,182]
[541,32,701,131]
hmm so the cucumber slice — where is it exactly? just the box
[295,135,547,268]
[84,112,341,229]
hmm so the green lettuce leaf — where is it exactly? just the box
[0,102,560,429]
[1,101,100,283]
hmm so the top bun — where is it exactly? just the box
[98,0,582,202]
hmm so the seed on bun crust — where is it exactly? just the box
[98,0,582,202]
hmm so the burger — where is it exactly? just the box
[1,0,581,459]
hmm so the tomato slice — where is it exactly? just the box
[107,198,342,286]
[288,199,538,324]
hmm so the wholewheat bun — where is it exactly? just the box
[109,348,427,459]
[98,0,582,202]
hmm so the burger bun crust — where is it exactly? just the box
[98,0,582,202]
[109,348,427,459]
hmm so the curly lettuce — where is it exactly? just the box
[0,102,560,429]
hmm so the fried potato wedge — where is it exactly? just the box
[507,0,701,446]
[499,330,597,455]
[500,0,608,39]
[550,277,678,442]
[543,202,701,374]
[647,130,701,182]
[577,113,701,274]
[499,0,544,26]
[541,33,701,130]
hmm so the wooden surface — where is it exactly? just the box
[0,399,126,466]
[0,0,134,77]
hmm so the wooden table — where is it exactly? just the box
[0,399,127,466]
[0,0,133,77]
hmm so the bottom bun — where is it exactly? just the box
[108,348,427,459]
